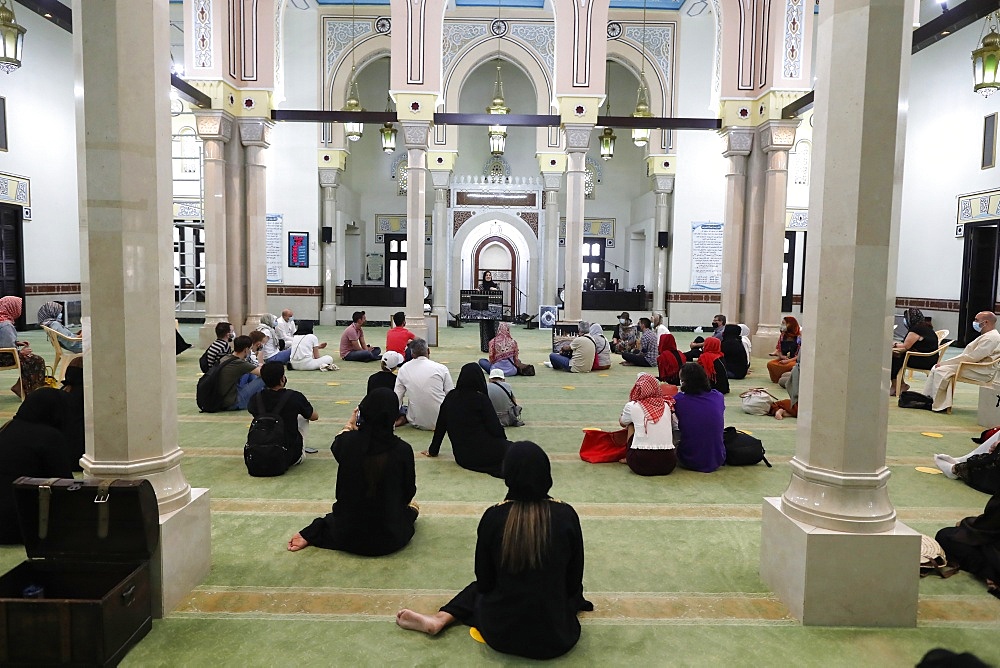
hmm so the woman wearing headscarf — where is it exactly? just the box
[37,301,82,354]
[934,493,1000,598]
[0,388,74,544]
[257,313,292,364]
[889,307,939,396]
[397,441,592,660]
[478,322,521,377]
[289,320,336,371]
[620,373,678,476]
[60,357,85,471]
[288,388,417,556]
[426,363,511,476]
[0,296,46,398]
[739,324,753,369]
[586,323,611,370]
[720,324,749,379]
[656,333,686,385]
[766,316,802,384]
[698,337,730,394]
[673,363,726,473]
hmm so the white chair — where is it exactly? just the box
[897,339,953,397]
[934,329,950,344]
[946,355,1000,414]
[0,347,24,401]
[41,325,83,381]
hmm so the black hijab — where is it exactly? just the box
[722,324,742,340]
[13,388,66,431]
[456,362,487,394]
[356,388,402,456]
[503,441,552,502]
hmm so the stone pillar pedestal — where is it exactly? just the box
[194,111,234,347]
[562,125,592,321]
[402,121,430,342]
[73,0,209,616]
[760,0,919,626]
[319,168,342,326]
[239,118,274,332]
[720,128,753,322]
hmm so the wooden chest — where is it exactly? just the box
[0,477,159,666]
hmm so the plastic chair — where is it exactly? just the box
[897,339,952,397]
[934,329,950,344]
[0,347,24,401]
[946,355,1000,414]
[41,325,83,381]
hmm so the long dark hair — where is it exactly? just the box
[679,362,711,395]
[500,442,553,573]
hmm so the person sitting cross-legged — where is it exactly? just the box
[203,321,234,370]
[621,318,657,367]
[395,338,452,430]
[216,335,266,411]
[290,320,337,371]
[487,368,524,427]
[478,322,522,377]
[248,361,319,469]
[340,310,382,363]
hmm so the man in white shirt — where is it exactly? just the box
[923,311,1000,412]
[274,309,297,347]
[394,338,453,430]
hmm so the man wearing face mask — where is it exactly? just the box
[922,312,1000,412]
[203,321,234,370]
[611,312,637,354]
[688,314,726,360]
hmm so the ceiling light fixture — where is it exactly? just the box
[0,0,26,74]
[486,0,509,156]
[343,1,364,141]
[973,11,1000,98]
[600,62,616,160]
[379,65,397,153]
[632,0,652,147]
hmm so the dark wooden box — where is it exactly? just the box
[0,477,159,667]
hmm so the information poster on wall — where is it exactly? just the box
[689,221,723,291]
[266,213,283,283]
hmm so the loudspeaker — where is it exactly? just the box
[321,226,333,243]
[657,231,669,248]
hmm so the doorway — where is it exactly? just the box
[0,203,25,329]
[473,235,517,319]
[958,222,999,345]
[782,230,807,314]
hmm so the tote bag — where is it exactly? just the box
[579,428,630,463]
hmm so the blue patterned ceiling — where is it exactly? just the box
[314,0,687,8]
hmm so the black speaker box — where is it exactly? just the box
[657,231,669,248]
[321,226,333,243]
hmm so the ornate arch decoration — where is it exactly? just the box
[451,210,539,313]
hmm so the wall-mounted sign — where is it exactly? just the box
[288,232,309,268]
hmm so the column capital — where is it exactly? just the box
[537,152,567,174]
[646,154,677,176]
[652,174,675,194]
[429,169,452,190]
[721,126,755,157]
[541,172,563,192]
[562,123,593,151]
[556,96,603,125]
[319,168,342,188]
[400,120,431,150]
[193,109,235,143]
[758,119,800,153]
[318,149,349,171]
[427,150,457,174]
[238,117,274,148]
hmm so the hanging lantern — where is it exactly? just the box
[343,74,364,142]
[486,64,510,156]
[631,74,652,147]
[379,122,397,153]
[973,13,1000,98]
[0,0,26,75]
[599,126,616,160]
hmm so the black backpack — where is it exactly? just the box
[195,356,241,413]
[244,391,293,477]
[898,390,933,410]
[723,427,772,467]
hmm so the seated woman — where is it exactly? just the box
[720,324,749,379]
[397,441,592,660]
[257,313,292,364]
[768,356,800,420]
[673,363,726,473]
[739,324,753,370]
[586,323,612,370]
[935,494,1000,598]
[0,388,74,544]
[611,313,636,354]
[890,307,939,396]
[289,320,336,371]
[0,296,46,397]
[426,363,511,476]
[766,316,801,384]
[61,358,85,471]
[933,428,1000,494]
[288,388,417,556]
[656,333,686,385]
[37,301,82,354]
[697,337,730,395]
[478,322,520,377]
[620,373,678,476]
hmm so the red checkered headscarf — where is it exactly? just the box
[629,372,667,431]
[0,296,22,324]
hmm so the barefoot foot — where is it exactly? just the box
[773,409,787,421]
[396,609,446,635]
[287,533,310,551]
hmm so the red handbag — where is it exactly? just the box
[579,428,630,463]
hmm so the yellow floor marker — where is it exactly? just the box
[921,432,944,438]
[335,400,351,405]
[598,373,610,377]
[469,627,485,644]
[563,386,576,390]
[915,466,943,474]
[326,382,340,386]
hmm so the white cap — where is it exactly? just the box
[382,351,405,370]
[489,368,505,380]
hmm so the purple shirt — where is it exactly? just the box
[673,390,726,472]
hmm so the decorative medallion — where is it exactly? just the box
[244,97,255,110]
[663,160,670,168]
[410,101,421,113]
[490,19,508,38]
[738,107,750,119]
[436,157,444,164]
[229,94,236,107]
[759,104,765,116]
[323,155,331,162]
[550,159,557,166]
[607,21,622,39]
[574,105,585,116]
[375,17,391,34]
[375,234,385,243]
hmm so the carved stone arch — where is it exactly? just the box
[322,29,392,146]
[438,37,556,151]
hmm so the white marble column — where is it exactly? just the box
[753,120,799,351]
[239,118,273,332]
[402,121,430,341]
[193,111,233,347]
[759,0,920,627]
[562,125,592,320]
[224,134,247,330]
[319,167,342,325]
[652,175,675,315]
[429,170,451,322]
[541,173,562,308]
[742,141,767,337]
[73,0,209,616]
[720,128,753,323]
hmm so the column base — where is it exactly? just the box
[199,315,229,349]
[151,487,211,618]
[319,305,338,326]
[760,497,919,627]
[751,323,782,359]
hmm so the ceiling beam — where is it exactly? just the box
[13,0,71,33]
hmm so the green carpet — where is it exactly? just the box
[0,323,997,667]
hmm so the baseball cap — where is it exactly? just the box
[382,351,405,370]
[489,368,505,380]
[972,427,1000,444]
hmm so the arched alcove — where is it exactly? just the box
[452,211,539,316]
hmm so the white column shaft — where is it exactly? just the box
[563,150,587,320]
